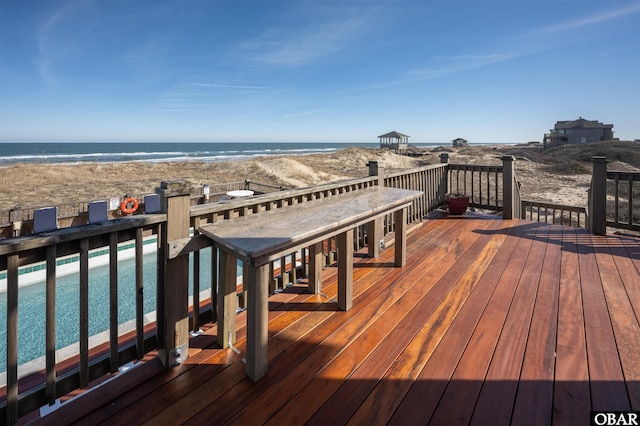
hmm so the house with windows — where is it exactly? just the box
[543,117,615,147]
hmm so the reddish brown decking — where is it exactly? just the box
[23,211,640,425]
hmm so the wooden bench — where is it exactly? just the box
[198,186,422,381]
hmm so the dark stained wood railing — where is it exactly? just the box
[606,170,640,232]
[521,200,587,228]
[447,163,503,210]
[588,156,640,234]
[0,216,164,423]
[385,164,448,222]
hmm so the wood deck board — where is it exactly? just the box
[21,212,640,426]
[511,224,562,426]
[471,222,551,425]
[553,227,591,426]
[385,220,526,425]
[422,221,537,425]
[594,234,640,408]
[266,219,511,426]
[579,231,630,411]
[345,219,511,426]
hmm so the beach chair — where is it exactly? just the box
[33,207,58,233]
[88,200,109,223]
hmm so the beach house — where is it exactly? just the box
[543,117,615,147]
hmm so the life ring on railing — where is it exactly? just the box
[120,197,139,215]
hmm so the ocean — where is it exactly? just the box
[0,142,385,167]
[0,140,469,167]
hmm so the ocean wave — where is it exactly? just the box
[0,146,342,166]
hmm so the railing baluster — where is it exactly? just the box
[135,227,144,360]
[7,254,19,426]
[290,252,297,284]
[193,249,201,331]
[211,246,218,322]
[628,176,634,230]
[614,175,620,228]
[486,169,491,208]
[109,232,118,373]
[495,169,499,208]
[478,169,482,207]
[46,245,57,404]
[80,237,89,388]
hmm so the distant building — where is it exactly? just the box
[378,131,409,153]
[452,138,468,147]
[543,117,615,147]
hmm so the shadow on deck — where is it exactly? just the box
[23,211,640,425]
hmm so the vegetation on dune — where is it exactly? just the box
[504,141,640,175]
[541,141,640,168]
[546,161,592,175]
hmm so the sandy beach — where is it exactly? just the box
[1,143,638,211]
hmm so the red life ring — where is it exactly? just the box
[120,197,139,215]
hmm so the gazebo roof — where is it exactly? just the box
[378,131,410,139]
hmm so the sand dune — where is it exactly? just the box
[1,143,638,211]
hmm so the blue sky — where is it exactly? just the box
[1,0,639,143]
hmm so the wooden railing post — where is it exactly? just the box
[502,156,515,219]
[9,207,22,237]
[590,156,609,235]
[367,161,385,258]
[157,180,191,367]
[440,153,449,198]
[368,160,385,187]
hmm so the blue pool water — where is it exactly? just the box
[0,247,214,374]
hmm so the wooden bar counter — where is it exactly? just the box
[198,186,422,381]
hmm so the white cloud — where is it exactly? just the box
[525,2,640,37]
[240,16,368,66]
[362,53,521,90]
[35,0,94,86]
[408,54,515,77]
[36,7,69,85]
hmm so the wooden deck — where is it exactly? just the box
[23,211,640,425]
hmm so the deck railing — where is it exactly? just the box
[521,156,640,233]
[520,200,588,228]
[0,180,283,238]
[0,156,560,424]
[588,156,640,234]
[0,215,165,423]
[447,163,503,210]
[606,170,640,232]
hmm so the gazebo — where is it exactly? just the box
[378,131,409,153]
